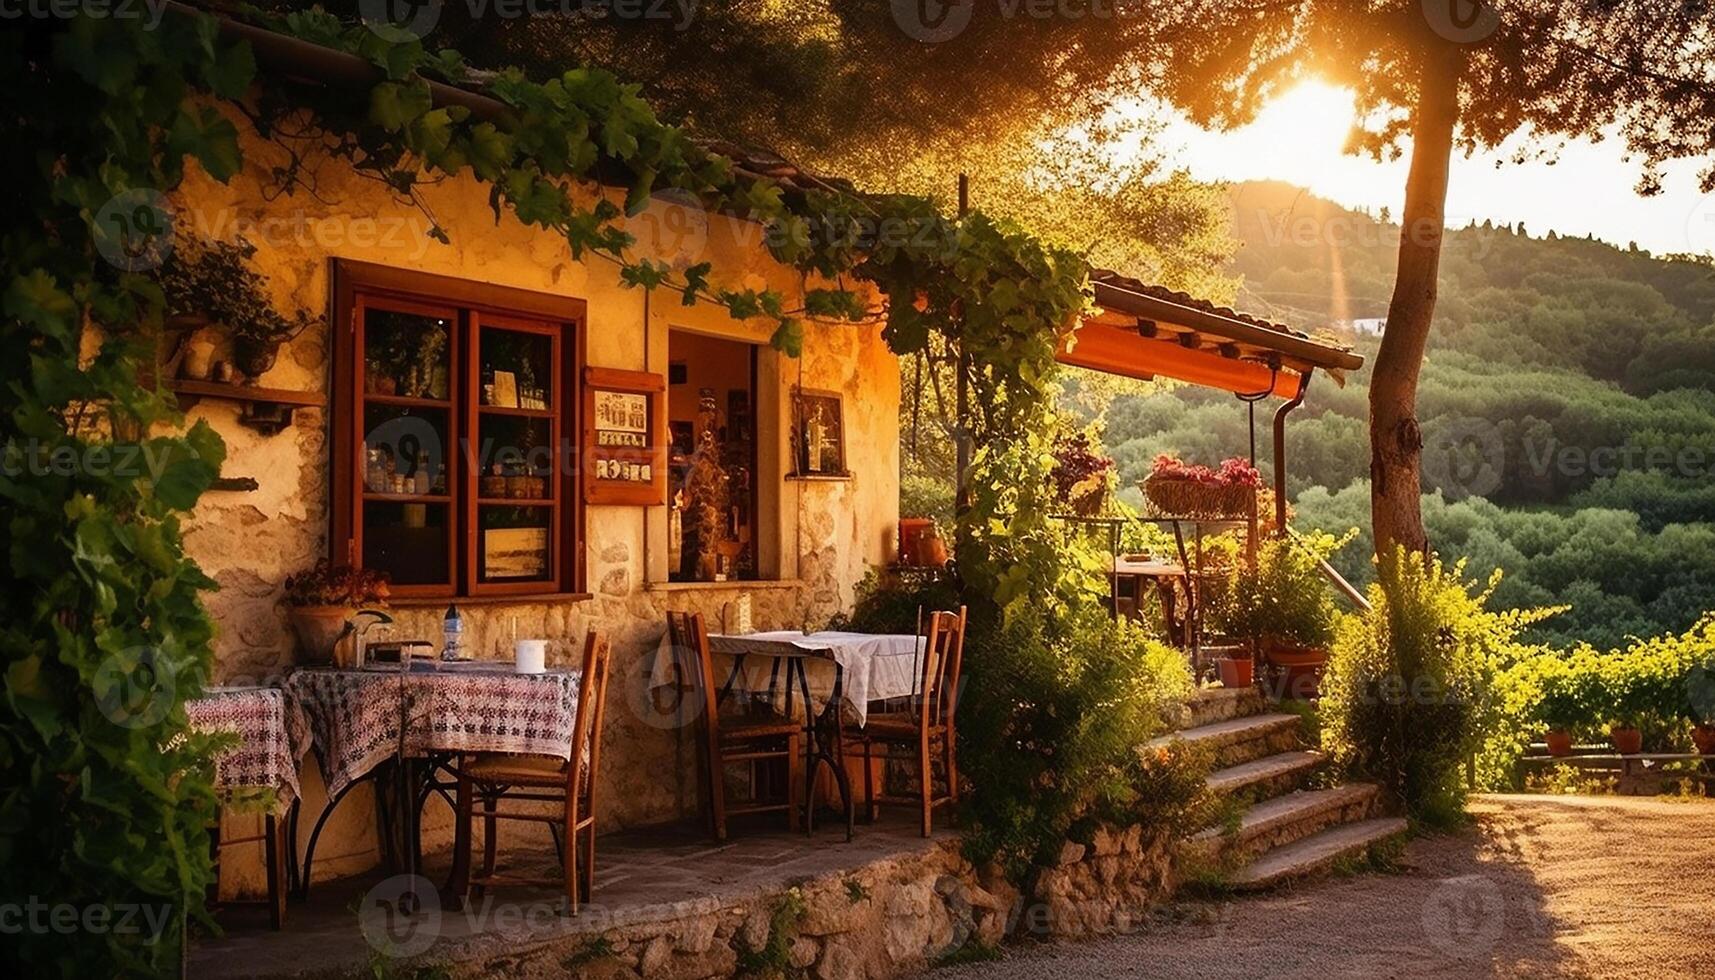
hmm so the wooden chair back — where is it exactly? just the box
[666,611,721,732]
[917,607,967,730]
[568,632,612,801]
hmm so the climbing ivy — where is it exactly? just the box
[4,7,1101,972]
[4,14,242,976]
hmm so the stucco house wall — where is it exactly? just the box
[171,109,899,891]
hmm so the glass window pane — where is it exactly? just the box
[479,326,553,410]
[365,309,452,401]
[362,501,450,586]
[362,405,450,497]
[474,415,553,501]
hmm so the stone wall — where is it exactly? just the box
[422,824,1175,979]
[174,106,899,891]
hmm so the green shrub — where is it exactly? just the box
[1220,531,1351,649]
[899,473,955,528]
[830,567,962,635]
[1321,548,1551,824]
[958,601,1195,880]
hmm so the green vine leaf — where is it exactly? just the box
[202,40,257,100]
[369,79,433,132]
[770,319,804,357]
[166,106,241,182]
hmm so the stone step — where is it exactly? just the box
[1169,686,1269,730]
[1147,713,1302,769]
[1187,784,1380,867]
[1229,817,1410,890]
[1205,750,1324,800]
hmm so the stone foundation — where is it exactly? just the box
[443,826,1172,978]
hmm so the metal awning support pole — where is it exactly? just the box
[1271,369,1312,536]
[954,175,972,514]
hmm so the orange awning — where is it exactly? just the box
[1060,273,1363,398]
[1059,321,1305,399]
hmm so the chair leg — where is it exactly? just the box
[449,769,472,906]
[786,735,802,833]
[582,818,597,903]
[944,732,959,807]
[564,794,579,916]
[709,746,728,842]
[862,738,876,823]
[475,791,498,900]
[265,814,284,931]
[918,732,933,838]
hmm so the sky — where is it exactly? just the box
[1152,82,1715,258]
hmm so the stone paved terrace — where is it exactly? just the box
[190,820,972,979]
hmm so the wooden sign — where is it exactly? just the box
[583,366,667,505]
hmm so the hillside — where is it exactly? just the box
[1099,181,1715,648]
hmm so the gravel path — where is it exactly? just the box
[929,794,1715,979]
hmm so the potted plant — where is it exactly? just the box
[1600,660,1647,755]
[283,562,390,666]
[1208,644,1254,689]
[1144,454,1260,518]
[1050,433,1114,516]
[1689,655,1715,755]
[1224,532,1345,699]
[1536,660,1586,757]
[154,234,317,383]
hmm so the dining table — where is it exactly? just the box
[186,685,311,814]
[1111,557,1190,644]
[185,685,312,925]
[284,661,582,899]
[649,628,925,839]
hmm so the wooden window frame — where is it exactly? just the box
[331,259,587,600]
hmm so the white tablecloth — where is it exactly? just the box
[648,630,924,727]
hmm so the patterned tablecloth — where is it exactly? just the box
[286,665,582,799]
[648,630,924,727]
[185,687,310,814]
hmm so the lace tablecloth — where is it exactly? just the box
[648,630,923,726]
[286,665,582,798]
[185,687,309,814]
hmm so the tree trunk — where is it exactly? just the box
[1370,48,1462,559]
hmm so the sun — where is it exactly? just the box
[1247,80,1359,175]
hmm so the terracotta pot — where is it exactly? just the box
[897,518,933,566]
[289,605,354,666]
[1264,642,1328,700]
[1216,656,1253,689]
[1693,725,1715,756]
[1609,726,1643,755]
[1544,730,1574,758]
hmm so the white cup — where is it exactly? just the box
[515,639,547,674]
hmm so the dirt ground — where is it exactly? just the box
[932,794,1715,979]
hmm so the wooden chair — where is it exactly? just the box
[451,632,611,914]
[845,606,967,837]
[208,808,290,929]
[667,611,802,840]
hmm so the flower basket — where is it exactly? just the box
[1144,476,1254,519]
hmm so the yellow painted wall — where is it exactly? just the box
[170,107,899,895]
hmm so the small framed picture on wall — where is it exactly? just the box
[790,388,847,477]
